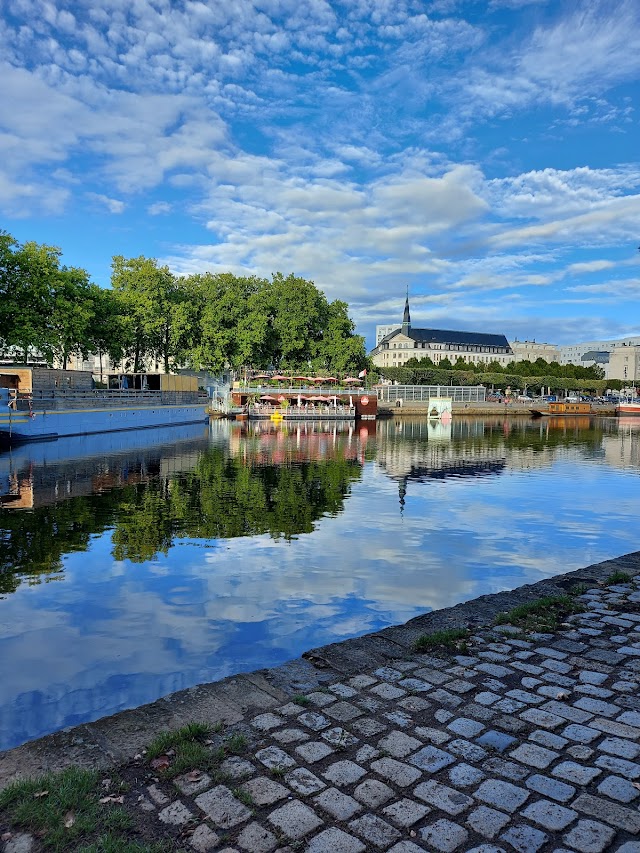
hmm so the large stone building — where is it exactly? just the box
[370,297,514,369]
[508,340,560,363]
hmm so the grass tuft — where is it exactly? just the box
[292,695,312,707]
[494,595,584,633]
[414,628,469,654]
[604,571,632,586]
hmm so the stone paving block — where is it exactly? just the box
[448,762,485,787]
[348,813,401,849]
[398,695,432,713]
[321,727,359,748]
[475,663,513,678]
[519,708,565,729]
[377,730,422,757]
[447,738,488,762]
[387,843,425,853]
[398,677,433,692]
[251,713,285,731]
[352,779,395,808]
[474,779,529,813]
[351,717,387,737]
[561,723,600,743]
[551,761,602,785]
[430,689,464,708]
[373,666,403,681]
[382,798,430,827]
[476,729,517,752]
[525,773,576,802]
[189,823,220,852]
[590,716,640,738]
[493,698,526,713]
[594,753,640,778]
[295,740,334,763]
[272,727,310,744]
[236,821,278,853]
[464,702,497,722]
[414,725,451,744]
[220,756,255,779]
[466,805,510,839]
[268,799,323,839]
[481,757,528,781]
[146,784,170,806]
[322,760,367,787]
[370,757,422,787]
[355,744,379,763]
[529,729,568,750]
[598,735,640,759]
[574,684,613,699]
[616,844,640,853]
[413,780,474,815]
[500,824,548,853]
[174,771,214,797]
[420,817,469,852]
[522,799,577,831]
[506,688,545,704]
[447,717,485,737]
[384,710,413,727]
[3,833,34,853]
[325,701,363,722]
[567,744,594,761]
[618,709,640,727]
[539,701,593,723]
[306,691,338,708]
[597,774,640,803]
[195,786,252,828]
[573,697,620,717]
[239,776,289,806]
[369,683,406,700]
[285,767,325,795]
[255,746,296,771]
[306,827,366,853]
[329,682,358,698]
[572,792,640,833]
[358,695,383,713]
[562,819,616,853]
[348,674,378,689]
[579,671,609,685]
[409,744,456,772]
[447,679,476,694]
[297,711,331,731]
[158,800,194,826]
[413,667,453,684]
[314,787,362,820]
[509,742,558,769]
[475,691,501,706]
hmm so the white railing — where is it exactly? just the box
[376,385,487,403]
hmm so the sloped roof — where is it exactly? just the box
[379,327,511,349]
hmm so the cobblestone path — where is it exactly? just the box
[4,577,640,853]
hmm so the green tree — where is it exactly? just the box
[51,266,94,368]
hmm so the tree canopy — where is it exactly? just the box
[0,232,367,375]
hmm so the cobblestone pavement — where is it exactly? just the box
[4,577,640,853]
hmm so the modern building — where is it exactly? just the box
[370,297,514,369]
[558,336,640,366]
[375,324,401,345]
[509,340,560,363]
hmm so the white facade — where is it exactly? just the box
[509,340,559,363]
[607,346,640,384]
[558,336,640,365]
[376,324,401,345]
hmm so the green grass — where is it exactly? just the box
[0,767,132,852]
[604,571,633,586]
[292,694,312,706]
[494,595,584,633]
[414,628,470,654]
[145,722,249,780]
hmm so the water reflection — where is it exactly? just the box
[1,416,639,750]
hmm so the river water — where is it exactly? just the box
[1,415,639,750]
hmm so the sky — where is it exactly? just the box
[2,0,640,350]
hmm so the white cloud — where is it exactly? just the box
[86,192,125,214]
[148,201,172,215]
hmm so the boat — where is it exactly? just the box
[0,367,208,445]
[616,399,640,417]
[530,401,592,418]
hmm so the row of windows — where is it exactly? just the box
[384,342,509,354]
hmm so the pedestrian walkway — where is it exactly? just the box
[2,568,640,852]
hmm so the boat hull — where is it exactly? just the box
[616,402,640,416]
[0,403,208,445]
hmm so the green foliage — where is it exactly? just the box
[604,571,633,585]
[0,767,132,852]
[414,628,469,653]
[494,595,584,632]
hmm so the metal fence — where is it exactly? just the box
[376,385,486,403]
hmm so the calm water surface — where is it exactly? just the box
[1,415,639,750]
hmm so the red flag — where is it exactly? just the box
[358,369,367,378]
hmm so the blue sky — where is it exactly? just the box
[2,0,639,349]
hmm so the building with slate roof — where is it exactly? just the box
[370,296,514,369]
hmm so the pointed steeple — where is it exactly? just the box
[402,287,411,335]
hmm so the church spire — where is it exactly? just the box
[402,287,411,335]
